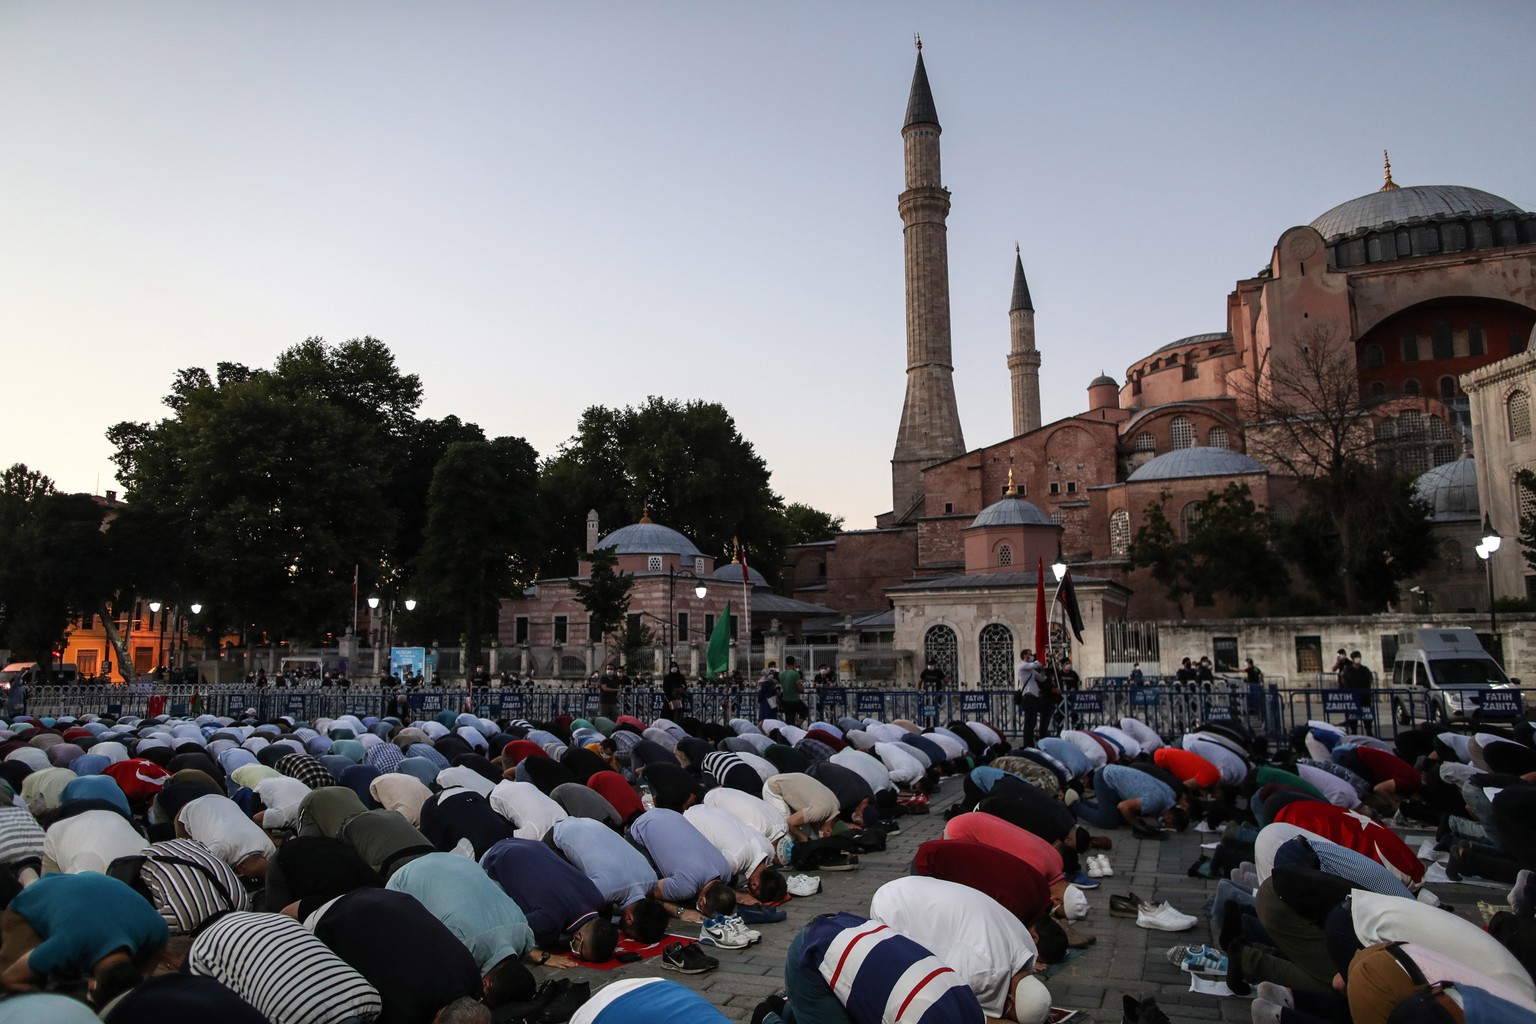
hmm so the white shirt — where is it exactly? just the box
[1296,763,1360,808]
[1351,891,1535,999]
[1181,737,1247,785]
[967,722,1002,747]
[863,721,909,744]
[830,748,895,794]
[1093,726,1142,759]
[732,750,779,783]
[869,875,1037,1017]
[1061,731,1108,770]
[177,794,276,868]
[923,730,967,761]
[1253,823,1316,881]
[872,742,926,785]
[435,765,496,799]
[702,787,788,842]
[489,780,567,841]
[1118,718,1164,752]
[42,810,146,874]
[684,804,774,878]
[252,776,313,830]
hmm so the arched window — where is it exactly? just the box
[1439,376,1457,402]
[1441,540,1463,572]
[997,543,1013,567]
[1110,509,1130,556]
[1207,427,1229,449]
[1518,475,1536,525]
[1370,381,1386,398]
[1179,502,1203,541]
[1428,416,1455,468]
[978,623,1015,688]
[1135,432,1156,451]
[1169,416,1195,450]
[1404,378,1421,396]
[1509,390,1531,441]
[1364,344,1384,369]
[924,625,959,688]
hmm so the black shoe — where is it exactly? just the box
[1187,856,1209,879]
[496,977,565,1023]
[539,979,590,1023]
[819,854,860,871]
[1446,843,1467,881]
[1109,892,1145,918]
[752,993,788,1024]
[684,943,719,972]
[661,942,710,974]
[1225,937,1251,996]
[1122,994,1173,1024]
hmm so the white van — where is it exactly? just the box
[1390,627,1520,720]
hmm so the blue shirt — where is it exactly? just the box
[798,912,983,1024]
[387,852,534,972]
[969,766,1007,793]
[480,838,602,945]
[627,809,732,903]
[1038,738,1092,779]
[14,874,169,976]
[551,817,657,908]
[1101,764,1175,815]
[590,979,731,1024]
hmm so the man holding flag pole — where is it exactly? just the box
[1046,557,1087,734]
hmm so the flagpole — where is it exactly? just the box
[351,564,359,638]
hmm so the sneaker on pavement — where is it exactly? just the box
[1086,858,1104,879]
[818,854,860,872]
[683,943,719,972]
[661,941,711,974]
[699,915,751,949]
[1094,854,1115,877]
[1165,943,1228,974]
[1066,872,1100,889]
[1137,902,1197,931]
[724,913,761,944]
[786,874,820,897]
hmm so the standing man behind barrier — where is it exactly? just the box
[1016,650,1045,747]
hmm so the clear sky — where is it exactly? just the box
[3,2,1533,531]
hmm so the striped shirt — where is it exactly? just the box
[0,805,46,867]
[800,912,983,1024]
[135,838,250,934]
[189,911,381,1024]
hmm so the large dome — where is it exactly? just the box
[968,495,1055,529]
[1128,448,1265,482]
[1412,457,1480,522]
[594,521,702,559]
[1311,185,1525,242]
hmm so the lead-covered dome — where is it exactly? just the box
[1128,448,1265,482]
[967,495,1055,529]
[1412,457,1480,522]
[1311,185,1525,243]
[594,521,702,559]
[713,562,767,587]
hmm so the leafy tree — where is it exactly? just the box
[539,397,793,583]
[0,466,114,670]
[572,547,633,656]
[1127,491,1195,617]
[1517,469,1536,575]
[782,503,845,546]
[1128,484,1287,615]
[615,617,655,674]
[416,437,541,680]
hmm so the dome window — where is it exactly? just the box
[1468,326,1485,357]
[1508,390,1531,441]
[1401,333,1420,362]
[1134,432,1156,452]
[1404,378,1421,396]
[1370,381,1386,398]
[1439,377,1457,402]
[1364,344,1384,369]
[1179,502,1203,541]
[1169,416,1195,450]
[647,555,663,571]
[1207,427,1230,449]
[1110,509,1130,556]
[1431,320,1453,360]
[997,543,1013,567]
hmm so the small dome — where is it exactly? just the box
[1128,448,1265,482]
[1413,457,1480,522]
[968,495,1055,529]
[1311,184,1525,242]
[712,562,767,587]
[594,521,702,559]
[1090,374,1118,389]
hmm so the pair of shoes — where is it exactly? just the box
[786,874,820,897]
[699,914,751,949]
[1136,902,1197,931]
[534,979,590,1023]
[1059,919,1096,948]
[661,941,718,974]
[1109,891,1145,918]
[1165,943,1228,974]
[1089,853,1114,877]
[1087,857,1105,879]
[724,913,761,944]
[1122,994,1174,1024]
[818,854,859,872]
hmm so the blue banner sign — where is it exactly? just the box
[855,692,884,714]
[225,694,248,716]
[1067,691,1104,714]
[1205,702,1233,721]
[919,703,938,720]
[1129,686,1160,708]
[283,694,308,717]
[1472,689,1523,717]
[106,703,123,717]
[1322,691,1365,714]
[819,688,848,707]
[959,693,990,714]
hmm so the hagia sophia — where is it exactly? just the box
[506,48,1536,685]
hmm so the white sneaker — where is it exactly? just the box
[724,913,761,944]
[1086,857,1104,879]
[786,874,820,897]
[1094,854,1114,877]
[699,914,751,949]
[1136,902,1198,932]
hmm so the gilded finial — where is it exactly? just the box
[1380,149,1400,192]
[915,33,922,52]
[639,504,652,524]
[1005,467,1016,496]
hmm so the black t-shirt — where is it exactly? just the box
[419,790,515,860]
[312,888,481,1024]
[806,761,875,818]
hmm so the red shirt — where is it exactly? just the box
[942,811,1064,883]
[500,740,548,766]
[1353,746,1422,795]
[586,771,643,825]
[1273,801,1424,885]
[1154,748,1220,789]
[912,838,1050,924]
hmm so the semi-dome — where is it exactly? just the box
[594,520,702,559]
[967,495,1056,529]
[1412,457,1480,522]
[712,562,767,587]
[1311,185,1525,243]
[1128,447,1265,482]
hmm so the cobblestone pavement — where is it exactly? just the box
[551,778,1504,1023]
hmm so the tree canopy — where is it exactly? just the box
[1128,484,1285,616]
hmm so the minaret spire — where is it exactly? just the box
[1008,246,1041,436]
[1380,149,1400,192]
[890,43,965,521]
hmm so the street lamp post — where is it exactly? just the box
[367,593,417,679]
[149,601,166,674]
[1476,514,1502,654]
[666,567,708,663]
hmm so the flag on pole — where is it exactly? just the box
[190,689,201,715]
[736,539,751,585]
[1034,558,1048,656]
[707,601,733,678]
[1054,567,1086,643]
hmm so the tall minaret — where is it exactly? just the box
[891,39,966,520]
[1007,245,1041,436]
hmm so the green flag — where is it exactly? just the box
[707,601,732,678]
